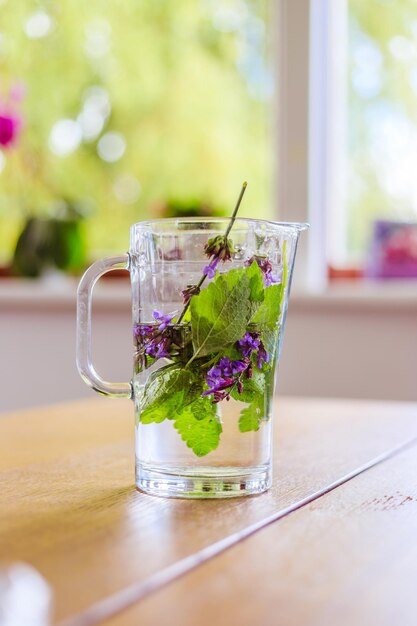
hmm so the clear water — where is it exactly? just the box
[134,390,272,469]
[131,255,284,498]
[132,323,276,498]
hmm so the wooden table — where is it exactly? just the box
[1,396,417,626]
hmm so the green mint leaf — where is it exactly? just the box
[182,307,192,323]
[251,240,288,331]
[139,364,198,424]
[190,266,263,358]
[250,284,283,328]
[262,326,279,360]
[180,396,214,421]
[245,261,265,312]
[222,344,243,361]
[239,396,265,433]
[231,367,265,403]
[174,398,222,457]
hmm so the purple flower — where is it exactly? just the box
[204,235,223,257]
[216,356,248,377]
[245,255,278,287]
[203,256,219,279]
[230,359,248,375]
[204,235,236,262]
[201,355,252,403]
[144,334,172,359]
[202,234,235,284]
[206,366,223,387]
[237,331,270,370]
[155,337,172,358]
[152,309,177,331]
[182,284,200,305]
[143,336,160,357]
[238,332,261,357]
[134,324,154,337]
[230,360,248,375]
[202,360,236,402]
[144,342,158,357]
[201,375,235,400]
[134,317,175,361]
[257,344,270,368]
[264,271,278,286]
[218,357,232,372]
[213,390,232,403]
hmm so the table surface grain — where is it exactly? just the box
[1,396,416,626]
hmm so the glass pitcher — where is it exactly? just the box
[76,218,308,498]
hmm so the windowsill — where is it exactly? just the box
[1,277,417,312]
[0,276,130,310]
[290,279,417,311]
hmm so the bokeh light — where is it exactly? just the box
[97,132,126,163]
[49,119,82,157]
[24,10,54,39]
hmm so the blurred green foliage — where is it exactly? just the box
[0,0,273,263]
[12,202,86,277]
[349,0,417,259]
[4,0,417,270]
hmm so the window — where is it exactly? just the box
[0,0,273,264]
[346,0,417,264]
[326,0,417,270]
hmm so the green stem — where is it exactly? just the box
[224,181,247,239]
[184,352,198,369]
[177,272,208,324]
[177,182,248,325]
[184,351,219,373]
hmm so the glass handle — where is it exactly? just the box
[76,254,132,398]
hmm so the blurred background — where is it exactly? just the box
[0,0,273,269]
[1,0,417,411]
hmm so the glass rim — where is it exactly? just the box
[131,217,310,233]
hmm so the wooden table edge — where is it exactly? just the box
[55,434,417,626]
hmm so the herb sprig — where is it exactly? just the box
[177,181,247,324]
[134,182,287,457]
